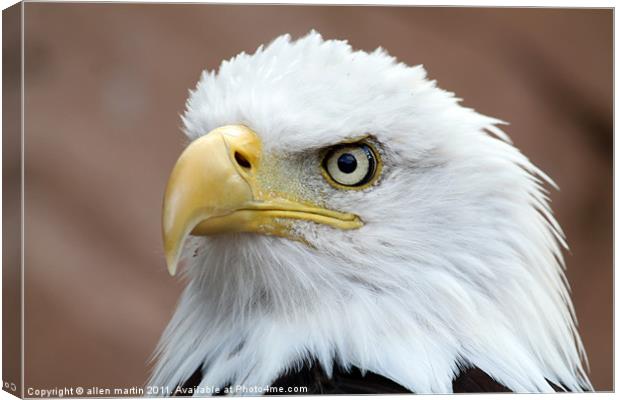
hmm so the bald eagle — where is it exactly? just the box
[149,32,591,394]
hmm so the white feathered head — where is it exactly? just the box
[150,31,590,393]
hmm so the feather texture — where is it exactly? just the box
[148,31,591,394]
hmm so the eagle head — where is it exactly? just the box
[150,31,590,394]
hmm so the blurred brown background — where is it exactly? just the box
[8,3,613,393]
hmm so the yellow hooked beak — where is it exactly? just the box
[162,125,363,275]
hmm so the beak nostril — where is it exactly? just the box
[234,151,252,169]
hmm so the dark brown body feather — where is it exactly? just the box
[173,362,567,395]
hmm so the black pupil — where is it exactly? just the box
[337,153,358,174]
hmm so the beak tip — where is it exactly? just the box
[165,253,179,276]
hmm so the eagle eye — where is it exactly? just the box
[321,141,381,189]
